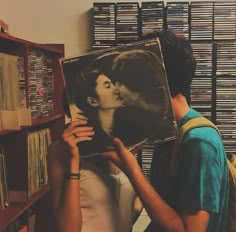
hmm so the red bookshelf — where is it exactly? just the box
[0,32,65,232]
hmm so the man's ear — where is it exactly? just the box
[87,97,99,107]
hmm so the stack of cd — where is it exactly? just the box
[116,2,139,44]
[140,145,154,177]
[28,48,54,119]
[140,1,164,37]
[166,2,189,39]
[92,2,116,49]
[216,42,236,155]
[214,1,236,40]
[190,1,213,40]
[190,42,213,120]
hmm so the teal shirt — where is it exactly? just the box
[150,108,229,232]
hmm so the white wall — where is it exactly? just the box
[1,0,94,56]
[0,0,221,57]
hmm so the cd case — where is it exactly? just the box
[60,38,178,157]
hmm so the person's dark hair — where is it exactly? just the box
[142,30,196,97]
[112,49,167,103]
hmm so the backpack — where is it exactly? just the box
[170,116,236,232]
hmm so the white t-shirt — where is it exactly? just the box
[80,160,136,232]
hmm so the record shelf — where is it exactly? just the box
[0,32,65,232]
[92,1,236,175]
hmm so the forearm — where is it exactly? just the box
[50,120,94,232]
[127,166,185,232]
[55,158,82,232]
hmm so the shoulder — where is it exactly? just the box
[184,126,222,149]
[182,126,225,166]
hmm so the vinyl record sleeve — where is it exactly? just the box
[61,38,178,157]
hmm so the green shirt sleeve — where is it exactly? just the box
[178,127,223,213]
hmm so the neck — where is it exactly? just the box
[171,94,190,122]
[98,109,114,136]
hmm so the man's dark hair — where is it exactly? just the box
[112,49,167,103]
[143,30,196,97]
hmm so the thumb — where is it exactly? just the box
[113,137,126,152]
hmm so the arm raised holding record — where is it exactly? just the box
[65,52,123,157]
[47,51,142,232]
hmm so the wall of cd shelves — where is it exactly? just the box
[0,32,65,232]
[92,1,236,176]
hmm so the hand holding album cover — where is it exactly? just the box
[61,38,178,157]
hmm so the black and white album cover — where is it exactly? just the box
[61,38,178,157]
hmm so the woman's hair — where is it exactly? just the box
[72,51,120,121]
[111,49,167,103]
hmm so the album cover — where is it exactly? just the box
[61,38,178,157]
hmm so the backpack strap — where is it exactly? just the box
[169,116,236,232]
[170,116,219,180]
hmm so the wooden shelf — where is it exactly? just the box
[32,113,65,126]
[0,113,65,136]
[0,184,50,231]
[0,32,65,231]
[0,32,64,54]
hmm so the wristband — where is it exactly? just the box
[65,172,80,180]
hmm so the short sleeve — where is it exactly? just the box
[178,127,223,213]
